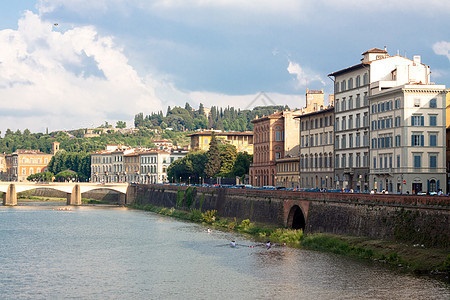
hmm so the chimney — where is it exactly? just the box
[413,55,421,65]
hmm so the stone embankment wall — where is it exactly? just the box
[130,184,450,249]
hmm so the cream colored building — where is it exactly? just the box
[369,84,447,194]
[297,107,335,189]
[275,156,299,188]
[329,47,432,191]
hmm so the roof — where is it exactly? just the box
[328,63,366,77]
[361,47,387,55]
[295,107,335,119]
[187,131,253,137]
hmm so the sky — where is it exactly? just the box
[0,0,449,133]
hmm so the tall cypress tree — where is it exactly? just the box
[204,132,221,178]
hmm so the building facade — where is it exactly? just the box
[188,131,253,154]
[329,47,432,191]
[369,84,447,194]
[275,156,300,188]
[298,107,335,189]
[5,150,53,182]
[250,110,301,186]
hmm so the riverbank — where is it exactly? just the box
[130,202,449,280]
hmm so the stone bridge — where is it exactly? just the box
[0,182,131,206]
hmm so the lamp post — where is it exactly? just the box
[274,175,277,187]
[179,176,182,184]
[199,176,202,185]
[188,176,191,185]
[326,175,328,189]
[255,176,257,187]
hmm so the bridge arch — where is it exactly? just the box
[286,205,306,230]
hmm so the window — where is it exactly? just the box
[395,98,400,109]
[356,94,360,108]
[429,115,437,126]
[335,81,340,93]
[430,134,437,146]
[341,135,346,148]
[341,155,346,168]
[430,155,437,169]
[373,157,377,169]
[411,115,424,126]
[413,154,421,168]
[348,115,353,129]
[324,133,328,145]
[411,134,424,146]
[341,98,346,111]
[363,73,368,85]
[335,100,339,112]
[395,135,401,147]
[335,136,340,149]
[348,78,353,89]
[430,98,437,108]
[349,134,353,148]
[356,133,360,147]
[342,117,346,130]
[356,75,361,87]
[274,131,281,141]
[349,96,353,109]
[335,155,339,168]
[363,113,368,126]
[356,114,361,128]
[363,92,368,106]
[397,155,400,168]
[341,80,346,92]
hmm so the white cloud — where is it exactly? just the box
[287,60,325,90]
[433,41,450,61]
[0,11,162,132]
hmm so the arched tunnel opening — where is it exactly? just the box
[287,205,306,230]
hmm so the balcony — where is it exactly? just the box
[344,168,354,175]
[372,168,393,175]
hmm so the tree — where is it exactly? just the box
[116,121,126,128]
[232,152,252,177]
[204,132,221,178]
[218,144,237,177]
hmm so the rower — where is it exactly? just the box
[230,241,236,247]
[265,241,272,249]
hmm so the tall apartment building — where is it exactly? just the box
[250,110,301,186]
[369,84,447,194]
[297,107,335,189]
[328,47,432,191]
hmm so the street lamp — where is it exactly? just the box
[255,176,257,187]
[188,176,191,185]
[199,176,202,185]
[179,176,182,184]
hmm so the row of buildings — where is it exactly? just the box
[90,140,188,184]
[250,47,448,195]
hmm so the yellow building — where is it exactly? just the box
[3,142,59,182]
[188,131,253,154]
[5,150,54,182]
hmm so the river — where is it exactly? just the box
[0,202,448,299]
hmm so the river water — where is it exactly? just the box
[0,202,448,299]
